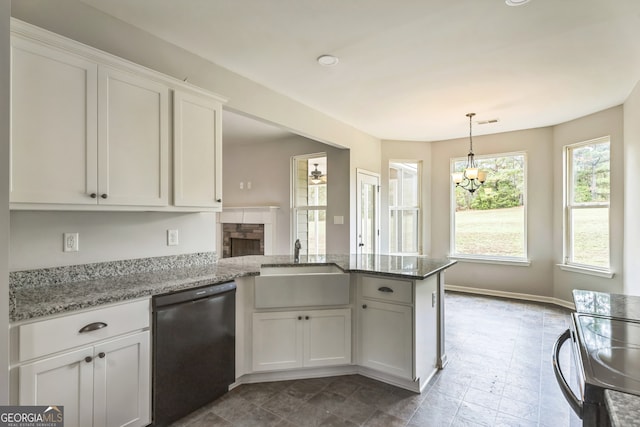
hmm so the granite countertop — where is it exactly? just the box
[606,389,640,427]
[10,253,456,323]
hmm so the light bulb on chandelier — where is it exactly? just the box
[451,113,487,194]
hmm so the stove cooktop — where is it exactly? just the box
[573,290,640,322]
[574,313,640,396]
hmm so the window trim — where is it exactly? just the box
[291,152,327,256]
[450,150,528,262]
[563,136,611,272]
[389,160,422,255]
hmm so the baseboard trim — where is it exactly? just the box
[444,284,575,310]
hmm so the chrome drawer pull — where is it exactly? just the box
[378,286,394,293]
[78,322,108,333]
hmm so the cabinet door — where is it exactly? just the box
[98,66,169,206]
[93,331,151,427]
[19,347,95,427]
[252,312,303,371]
[173,90,222,208]
[11,36,98,205]
[359,300,413,380]
[304,309,351,367]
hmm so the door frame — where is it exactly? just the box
[356,168,380,255]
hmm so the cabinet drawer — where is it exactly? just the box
[19,299,150,362]
[361,276,412,304]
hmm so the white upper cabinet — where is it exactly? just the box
[9,19,226,211]
[98,66,169,206]
[10,36,99,205]
[173,90,222,209]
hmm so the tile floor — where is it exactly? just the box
[171,292,581,426]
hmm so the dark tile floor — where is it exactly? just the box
[171,292,581,426]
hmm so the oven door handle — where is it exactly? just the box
[553,328,583,419]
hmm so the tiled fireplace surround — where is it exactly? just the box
[222,223,264,258]
[217,206,278,257]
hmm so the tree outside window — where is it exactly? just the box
[452,153,527,259]
[565,138,610,269]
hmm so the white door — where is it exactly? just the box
[252,312,303,371]
[10,36,98,205]
[359,300,413,380]
[19,347,95,427]
[97,66,169,206]
[93,331,151,427]
[356,169,380,254]
[173,90,222,208]
[303,309,351,367]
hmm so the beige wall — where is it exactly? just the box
[1,0,10,404]
[624,81,640,295]
[223,136,350,255]
[552,106,624,301]
[380,141,433,255]
[10,0,381,254]
[9,212,217,270]
[431,127,556,299]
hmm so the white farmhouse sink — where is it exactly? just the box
[255,264,350,308]
[259,264,344,276]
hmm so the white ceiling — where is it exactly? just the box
[80,0,640,141]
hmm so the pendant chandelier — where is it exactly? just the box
[451,113,487,194]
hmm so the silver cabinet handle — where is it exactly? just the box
[79,322,107,333]
[378,286,394,293]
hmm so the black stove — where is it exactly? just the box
[553,290,640,427]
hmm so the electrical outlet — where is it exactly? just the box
[167,229,179,246]
[63,232,79,252]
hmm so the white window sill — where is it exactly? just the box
[449,255,531,267]
[557,264,614,279]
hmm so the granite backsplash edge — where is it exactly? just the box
[9,252,218,290]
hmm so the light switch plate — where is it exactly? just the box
[334,216,344,225]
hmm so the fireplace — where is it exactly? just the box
[217,206,279,257]
[222,223,264,258]
[231,238,261,257]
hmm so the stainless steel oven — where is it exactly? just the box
[553,290,640,427]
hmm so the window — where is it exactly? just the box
[451,152,526,260]
[292,154,327,256]
[565,137,610,270]
[389,162,421,254]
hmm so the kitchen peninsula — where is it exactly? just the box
[9,253,455,424]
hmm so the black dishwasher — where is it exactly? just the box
[152,281,236,427]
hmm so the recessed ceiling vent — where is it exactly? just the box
[476,118,500,125]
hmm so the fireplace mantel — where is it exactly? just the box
[217,206,279,256]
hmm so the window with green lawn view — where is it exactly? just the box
[389,161,421,254]
[452,152,526,259]
[565,137,610,269]
[293,154,327,256]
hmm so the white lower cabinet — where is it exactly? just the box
[358,300,413,380]
[14,299,151,427]
[252,309,351,372]
[19,331,150,427]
